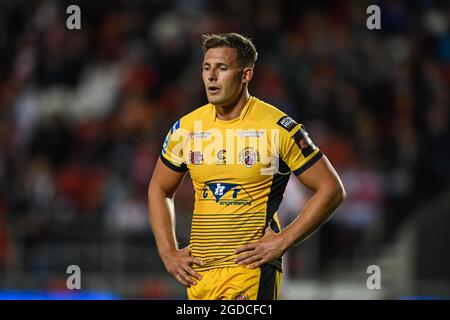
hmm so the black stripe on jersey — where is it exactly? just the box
[191,226,264,231]
[191,230,262,236]
[190,234,259,240]
[293,151,323,176]
[191,253,233,258]
[192,216,266,221]
[191,228,262,233]
[292,128,303,142]
[191,235,261,240]
[190,244,252,249]
[159,154,187,173]
[266,157,291,218]
[191,251,234,256]
[190,242,254,248]
[191,248,234,253]
[294,129,320,157]
[191,223,265,228]
[265,158,291,272]
[270,218,280,233]
[191,238,259,243]
[192,212,264,217]
[267,219,282,275]
[191,220,265,226]
[269,259,282,271]
[190,242,253,247]
[257,264,277,300]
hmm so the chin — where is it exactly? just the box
[207,96,224,105]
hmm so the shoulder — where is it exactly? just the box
[251,97,301,135]
[177,103,212,129]
[166,103,211,132]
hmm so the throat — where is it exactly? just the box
[215,92,250,121]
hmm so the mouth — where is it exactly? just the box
[207,85,220,94]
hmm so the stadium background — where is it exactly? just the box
[0,0,449,299]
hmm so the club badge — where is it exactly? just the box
[238,147,260,168]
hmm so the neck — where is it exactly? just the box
[214,89,250,121]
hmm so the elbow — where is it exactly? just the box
[335,183,347,205]
[148,179,162,208]
[323,179,346,206]
[317,180,346,207]
[148,179,174,203]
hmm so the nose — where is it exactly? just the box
[207,69,217,82]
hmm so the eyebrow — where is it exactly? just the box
[203,62,229,67]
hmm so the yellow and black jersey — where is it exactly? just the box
[160,96,322,272]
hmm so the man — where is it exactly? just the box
[148,33,346,300]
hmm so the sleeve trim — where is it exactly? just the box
[293,151,323,176]
[160,154,188,173]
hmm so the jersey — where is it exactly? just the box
[160,96,322,272]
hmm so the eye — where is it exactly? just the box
[220,66,228,71]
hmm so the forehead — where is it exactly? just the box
[203,47,238,65]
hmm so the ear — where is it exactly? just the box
[241,67,253,84]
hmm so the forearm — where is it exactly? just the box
[280,183,345,251]
[148,186,179,256]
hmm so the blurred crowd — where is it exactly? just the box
[0,0,449,296]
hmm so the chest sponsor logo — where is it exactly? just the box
[189,131,212,139]
[201,182,252,206]
[237,130,265,138]
[216,149,226,165]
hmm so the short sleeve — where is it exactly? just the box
[277,116,323,176]
[160,120,188,173]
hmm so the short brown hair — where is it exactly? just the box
[202,33,258,68]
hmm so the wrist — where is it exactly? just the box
[159,248,177,260]
[278,231,292,254]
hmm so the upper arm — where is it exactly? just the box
[150,119,188,197]
[149,157,186,198]
[296,155,345,194]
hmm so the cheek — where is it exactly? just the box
[230,76,243,92]
[223,74,241,91]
